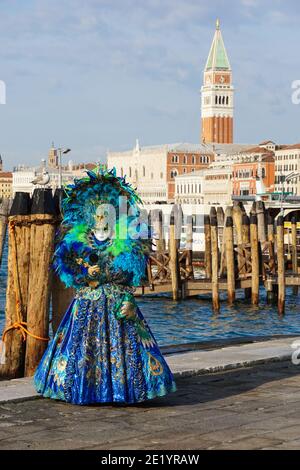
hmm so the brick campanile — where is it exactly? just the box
[201,19,234,144]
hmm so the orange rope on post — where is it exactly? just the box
[1,221,49,345]
[2,322,49,343]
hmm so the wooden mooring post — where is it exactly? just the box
[250,211,259,305]
[217,207,225,247]
[0,198,11,266]
[169,214,180,301]
[153,209,165,254]
[277,216,285,315]
[219,206,232,277]
[25,189,56,377]
[185,215,193,279]
[210,208,220,312]
[0,193,31,379]
[241,213,251,300]
[291,216,298,295]
[225,215,235,305]
[256,200,267,246]
[204,215,212,280]
[267,210,275,272]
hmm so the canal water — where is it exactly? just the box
[1,239,300,346]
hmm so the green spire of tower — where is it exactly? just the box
[205,19,231,71]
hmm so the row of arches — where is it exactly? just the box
[233,168,266,179]
[215,95,229,106]
[120,167,164,180]
[176,183,202,194]
[171,155,210,164]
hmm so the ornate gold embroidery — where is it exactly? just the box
[147,352,163,376]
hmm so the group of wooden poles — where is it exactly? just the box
[0,190,298,380]
[146,200,298,316]
[203,201,288,314]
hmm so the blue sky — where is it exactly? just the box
[0,0,300,169]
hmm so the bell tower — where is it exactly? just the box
[201,19,234,144]
[48,142,58,168]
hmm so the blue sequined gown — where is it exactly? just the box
[34,284,176,404]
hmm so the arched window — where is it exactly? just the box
[129,166,132,177]
[120,167,124,177]
[226,96,229,105]
[170,169,178,179]
[215,96,218,105]
[222,96,225,105]
[183,155,187,164]
[261,167,266,179]
[143,166,145,177]
[192,155,195,164]
[219,96,222,105]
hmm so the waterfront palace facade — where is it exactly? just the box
[107,141,214,203]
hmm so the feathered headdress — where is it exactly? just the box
[53,165,150,289]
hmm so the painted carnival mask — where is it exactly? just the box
[94,204,116,242]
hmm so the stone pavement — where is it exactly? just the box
[0,336,298,404]
[1,360,300,450]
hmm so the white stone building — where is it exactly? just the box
[175,162,233,206]
[175,173,205,204]
[12,167,37,194]
[274,144,300,195]
[107,140,168,203]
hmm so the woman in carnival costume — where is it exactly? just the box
[34,166,176,404]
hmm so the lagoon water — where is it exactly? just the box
[1,239,300,346]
